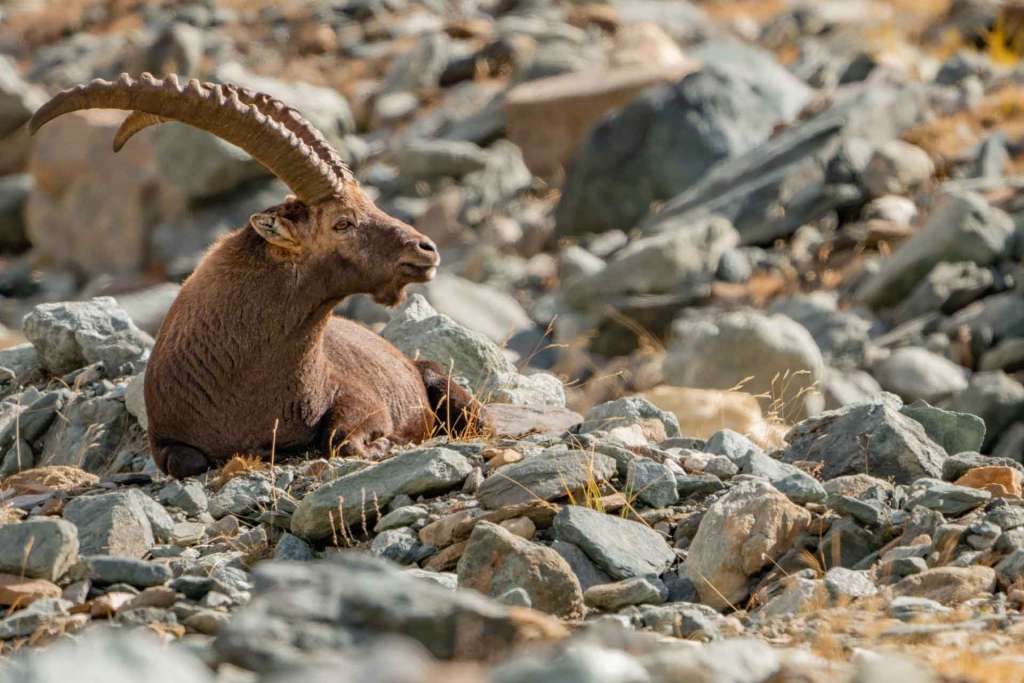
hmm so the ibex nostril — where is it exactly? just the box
[417,240,437,253]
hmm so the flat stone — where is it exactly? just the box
[0,573,61,606]
[907,478,991,516]
[291,447,472,542]
[553,505,675,580]
[88,556,172,588]
[584,576,668,611]
[955,466,1023,498]
[892,566,996,605]
[477,449,615,509]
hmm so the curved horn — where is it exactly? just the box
[29,73,345,204]
[112,85,352,182]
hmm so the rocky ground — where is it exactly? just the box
[3,0,1024,681]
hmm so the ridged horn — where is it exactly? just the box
[29,73,347,204]
[110,84,352,183]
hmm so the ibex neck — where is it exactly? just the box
[187,229,347,364]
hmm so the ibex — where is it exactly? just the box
[30,73,488,478]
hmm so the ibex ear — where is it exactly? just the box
[249,212,301,253]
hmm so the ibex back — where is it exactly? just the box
[29,73,488,478]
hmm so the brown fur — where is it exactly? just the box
[144,185,488,478]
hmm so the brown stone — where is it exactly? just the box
[457,521,583,619]
[26,109,173,276]
[0,573,61,607]
[90,591,135,618]
[499,517,535,540]
[955,466,1023,498]
[641,385,787,449]
[505,64,691,179]
[419,509,482,549]
[484,403,582,438]
[892,566,996,605]
[3,465,99,494]
[486,448,523,469]
[423,541,467,571]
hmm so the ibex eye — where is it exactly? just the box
[333,219,352,232]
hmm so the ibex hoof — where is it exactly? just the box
[159,443,211,479]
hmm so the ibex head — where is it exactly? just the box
[29,73,439,306]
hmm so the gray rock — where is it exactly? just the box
[22,297,153,376]
[370,527,423,566]
[564,217,738,305]
[382,295,563,406]
[375,505,429,533]
[496,587,532,608]
[35,391,137,474]
[827,494,891,527]
[395,139,490,180]
[995,548,1024,583]
[213,554,533,670]
[0,628,214,681]
[626,458,679,508]
[457,521,584,619]
[861,140,934,197]
[947,372,1024,451]
[491,645,650,683]
[292,447,472,541]
[0,518,78,581]
[635,601,724,639]
[123,371,148,430]
[774,472,827,505]
[158,480,208,515]
[906,478,991,516]
[769,292,874,368]
[901,400,986,455]
[553,505,675,580]
[872,348,968,404]
[551,540,612,592]
[823,368,884,409]
[273,533,315,562]
[213,63,354,144]
[63,490,155,558]
[381,32,450,93]
[888,595,950,619]
[0,598,71,640]
[757,577,823,618]
[823,567,877,600]
[477,449,615,510]
[638,83,928,245]
[664,309,825,421]
[88,556,172,587]
[0,389,67,461]
[555,65,783,237]
[893,262,994,323]
[0,55,45,136]
[152,123,270,199]
[783,401,946,484]
[416,274,533,345]
[706,429,762,460]
[208,474,279,519]
[579,397,680,437]
[855,191,1014,308]
[584,576,668,611]
[135,494,174,543]
[640,638,781,683]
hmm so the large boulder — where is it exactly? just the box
[552,505,675,580]
[554,65,783,237]
[151,123,270,200]
[782,400,947,484]
[871,348,968,404]
[22,297,153,376]
[663,310,825,421]
[26,110,167,276]
[62,490,155,558]
[381,295,564,407]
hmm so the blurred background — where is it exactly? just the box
[1,0,1024,451]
